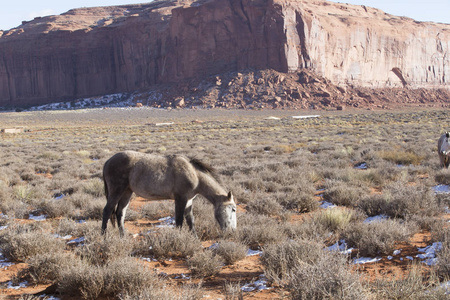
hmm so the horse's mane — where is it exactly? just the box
[190,158,220,181]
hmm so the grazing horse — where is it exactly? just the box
[438,132,450,168]
[102,151,237,236]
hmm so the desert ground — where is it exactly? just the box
[0,107,449,299]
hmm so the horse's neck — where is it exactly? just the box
[196,172,227,204]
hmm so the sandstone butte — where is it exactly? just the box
[0,0,449,107]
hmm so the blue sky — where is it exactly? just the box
[0,0,449,31]
[0,1,140,31]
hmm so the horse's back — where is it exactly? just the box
[127,153,199,199]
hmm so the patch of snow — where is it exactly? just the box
[406,256,414,261]
[28,214,46,221]
[0,225,8,230]
[54,234,73,240]
[208,242,219,250]
[393,249,401,256]
[154,122,174,126]
[292,115,320,119]
[76,219,86,224]
[175,273,191,280]
[265,116,280,120]
[0,261,14,269]
[155,216,175,228]
[0,213,8,219]
[141,257,158,262]
[67,237,86,245]
[7,280,28,289]
[27,93,134,111]
[387,256,393,260]
[364,214,389,223]
[320,201,336,209]
[353,257,382,264]
[327,240,354,255]
[417,242,442,266]
[241,274,271,292]
[433,185,450,194]
[354,162,368,169]
[247,249,263,256]
[440,281,450,295]
[38,296,60,300]
[54,194,65,200]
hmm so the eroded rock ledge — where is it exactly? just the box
[0,0,449,107]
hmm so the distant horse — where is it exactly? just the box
[438,132,450,168]
[102,151,237,236]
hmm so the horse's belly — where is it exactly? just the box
[131,184,174,200]
[134,191,173,200]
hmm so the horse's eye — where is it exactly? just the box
[232,207,236,212]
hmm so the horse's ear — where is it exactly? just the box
[227,191,233,200]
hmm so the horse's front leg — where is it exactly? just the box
[184,196,197,236]
[174,195,187,228]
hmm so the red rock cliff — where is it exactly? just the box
[0,0,449,107]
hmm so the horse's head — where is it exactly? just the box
[215,191,237,231]
[440,132,450,155]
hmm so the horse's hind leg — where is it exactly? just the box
[102,185,129,234]
[115,189,133,237]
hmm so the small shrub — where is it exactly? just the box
[372,264,444,299]
[311,207,354,233]
[76,231,134,266]
[57,261,104,300]
[323,179,368,207]
[144,227,202,259]
[246,196,284,217]
[358,194,389,217]
[103,257,160,297]
[262,239,324,283]
[0,195,29,219]
[13,184,35,203]
[0,226,65,262]
[213,240,247,265]
[287,250,368,299]
[56,217,80,236]
[236,213,286,248]
[377,149,424,165]
[282,218,330,243]
[435,169,450,185]
[223,281,244,300]
[38,198,75,218]
[384,182,440,219]
[434,230,450,278]
[82,178,104,197]
[187,250,224,277]
[25,251,76,284]
[120,282,203,300]
[82,197,105,220]
[276,192,319,213]
[341,219,415,256]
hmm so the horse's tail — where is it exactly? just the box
[103,175,117,228]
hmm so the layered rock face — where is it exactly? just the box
[0,0,449,107]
